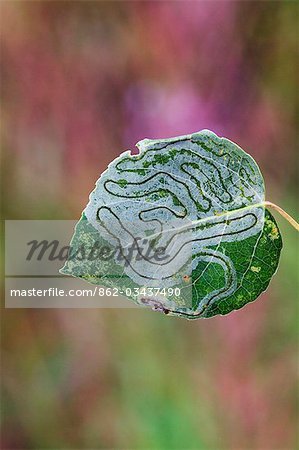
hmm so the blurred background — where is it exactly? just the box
[1,1,298,449]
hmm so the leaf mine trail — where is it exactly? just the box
[61,130,296,319]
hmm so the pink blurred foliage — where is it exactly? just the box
[124,81,220,145]
[2,1,294,217]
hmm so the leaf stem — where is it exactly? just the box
[264,201,299,232]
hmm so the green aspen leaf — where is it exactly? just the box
[61,130,282,319]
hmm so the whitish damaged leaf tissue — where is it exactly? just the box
[61,130,282,319]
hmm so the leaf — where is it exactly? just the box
[61,130,282,319]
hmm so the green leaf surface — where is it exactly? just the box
[61,130,282,319]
